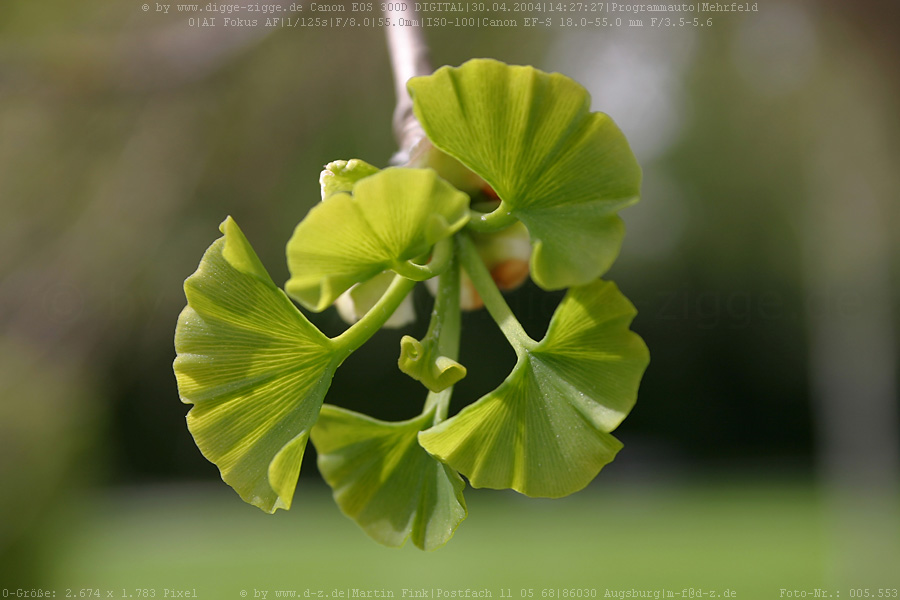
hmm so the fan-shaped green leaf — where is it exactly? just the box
[285,167,470,312]
[174,217,339,513]
[418,279,649,498]
[310,405,467,550]
[408,58,641,290]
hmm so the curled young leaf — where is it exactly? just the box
[408,58,641,290]
[174,217,340,513]
[285,167,470,312]
[310,405,467,550]
[398,251,467,393]
[398,335,467,393]
[319,159,380,200]
[418,279,649,498]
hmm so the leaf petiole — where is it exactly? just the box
[465,201,517,233]
[457,232,535,353]
[428,246,462,363]
[331,274,417,358]
[391,236,453,281]
[419,250,463,420]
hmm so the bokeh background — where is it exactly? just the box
[2,0,898,595]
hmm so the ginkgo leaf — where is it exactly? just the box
[310,405,467,550]
[408,58,641,290]
[319,159,380,200]
[285,167,470,312]
[174,217,340,513]
[418,279,649,498]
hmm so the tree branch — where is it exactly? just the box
[384,9,432,161]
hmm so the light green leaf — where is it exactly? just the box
[310,405,467,550]
[319,159,380,200]
[174,217,339,513]
[408,58,641,290]
[285,167,470,312]
[418,279,649,498]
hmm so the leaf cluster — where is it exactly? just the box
[174,59,648,549]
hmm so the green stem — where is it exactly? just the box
[391,237,453,281]
[458,232,534,353]
[332,274,416,358]
[424,388,453,424]
[466,201,517,233]
[425,249,461,356]
[422,251,462,423]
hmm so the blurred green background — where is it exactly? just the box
[1,0,899,596]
